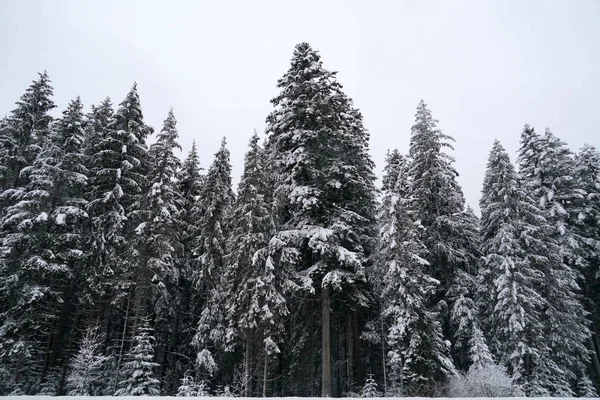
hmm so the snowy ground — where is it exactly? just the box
[0,397,593,400]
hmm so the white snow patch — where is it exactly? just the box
[55,213,66,225]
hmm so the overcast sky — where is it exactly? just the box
[1,0,599,212]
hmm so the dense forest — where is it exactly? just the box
[0,42,599,397]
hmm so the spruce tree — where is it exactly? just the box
[66,327,110,395]
[0,97,88,392]
[115,322,160,396]
[574,144,600,387]
[224,131,291,396]
[383,158,454,395]
[480,139,562,395]
[266,43,377,396]
[169,140,204,390]
[133,109,182,327]
[192,137,234,378]
[0,71,55,191]
[407,100,486,372]
[518,125,592,394]
[85,83,153,389]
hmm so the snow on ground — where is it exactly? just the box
[0,397,594,400]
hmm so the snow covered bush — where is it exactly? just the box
[447,363,518,397]
[177,373,210,397]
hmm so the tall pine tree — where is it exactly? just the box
[266,42,377,396]
[192,137,234,379]
[518,125,593,394]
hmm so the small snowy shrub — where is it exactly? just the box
[447,363,518,397]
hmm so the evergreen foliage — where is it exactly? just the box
[0,50,598,396]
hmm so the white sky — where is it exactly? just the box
[1,0,599,213]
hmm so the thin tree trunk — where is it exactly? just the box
[309,301,315,396]
[114,294,131,393]
[263,351,268,397]
[346,311,354,393]
[245,338,252,397]
[352,309,364,388]
[322,286,332,397]
[380,310,387,395]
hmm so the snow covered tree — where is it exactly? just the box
[447,207,492,371]
[129,108,183,387]
[408,100,465,291]
[479,139,561,395]
[574,144,600,386]
[517,125,593,394]
[0,71,55,191]
[407,100,486,372]
[360,373,380,397]
[66,327,110,395]
[115,322,160,396]
[382,160,455,395]
[372,150,407,291]
[265,42,377,396]
[85,83,154,390]
[133,108,182,329]
[178,140,204,281]
[192,137,234,377]
[83,98,113,172]
[224,131,292,396]
[0,96,87,391]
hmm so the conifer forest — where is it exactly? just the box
[1,42,600,398]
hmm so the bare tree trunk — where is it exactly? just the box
[114,294,131,393]
[263,351,268,397]
[381,310,387,395]
[352,310,364,388]
[346,311,354,393]
[589,337,600,385]
[245,338,252,397]
[322,286,332,397]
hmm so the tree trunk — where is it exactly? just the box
[346,311,354,393]
[263,351,268,397]
[589,337,600,385]
[380,310,387,395]
[321,286,332,397]
[245,338,252,397]
[352,309,364,388]
[114,294,131,393]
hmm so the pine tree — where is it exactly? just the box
[479,139,560,395]
[167,140,205,391]
[85,83,153,390]
[265,42,377,396]
[447,207,492,371]
[360,373,380,397]
[367,150,408,394]
[0,71,55,191]
[383,159,454,395]
[407,100,486,372]
[224,131,291,396]
[192,137,234,377]
[574,144,600,388]
[66,327,110,395]
[372,150,407,292]
[517,125,592,394]
[133,109,182,330]
[408,100,465,291]
[115,322,160,396]
[0,97,87,391]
